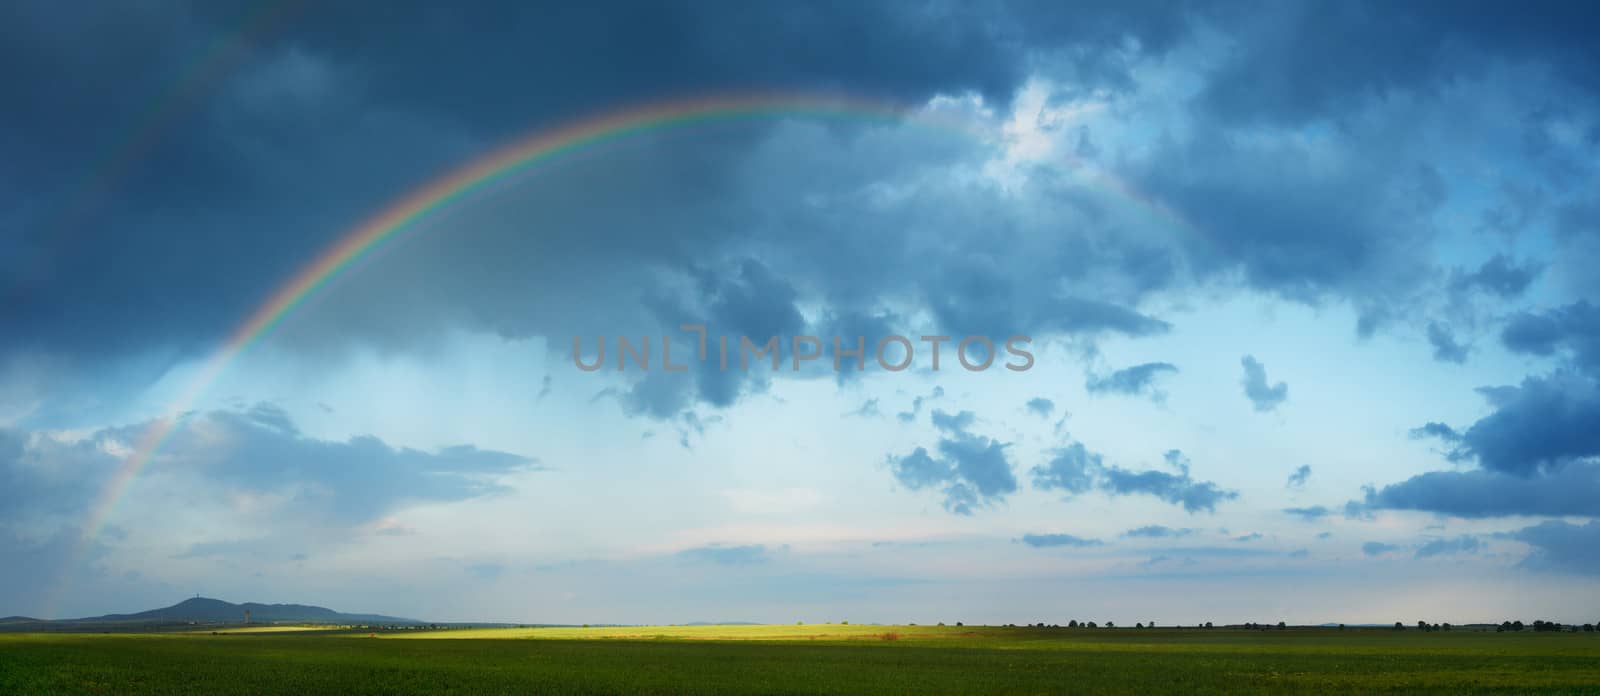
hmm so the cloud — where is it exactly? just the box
[1019,533,1103,548]
[1,406,534,532]
[1133,116,1446,315]
[896,387,944,423]
[1033,445,1237,513]
[1414,535,1481,559]
[930,409,977,434]
[1233,533,1263,542]
[2,0,1224,428]
[847,398,881,419]
[1453,254,1540,298]
[1511,520,1600,575]
[1362,542,1400,557]
[1085,362,1179,402]
[1427,322,1470,364]
[1142,546,1279,559]
[676,544,768,566]
[1239,356,1288,412]
[1193,2,1600,127]
[1122,525,1194,538]
[1098,464,1239,514]
[1500,302,1600,375]
[1282,506,1330,521]
[1422,373,1600,477]
[1024,397,1055,418]
[1357,463,1600,518]
[888,410,1017,515]
[1409,422,1462,443]
[1030,443,1102,497]
[1285,465,1311,488]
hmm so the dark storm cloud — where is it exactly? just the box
[1085,362,1178,401]
[1133,128,1445,313]
[923,255,1172,340]
[1019,533,1102,548]
[1239,356,1288,412]
[1,0,1204,369]
[1195,0,1600,126]
[622,258,807,418]
[888,410,1017,515]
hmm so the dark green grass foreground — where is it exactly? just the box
[3,625,1599,694]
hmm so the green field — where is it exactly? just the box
[3,624,1598,694]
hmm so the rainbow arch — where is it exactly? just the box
[62,92,1199,612]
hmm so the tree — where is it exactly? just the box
[1204,621,1213,629]
[1105,621,1115,629]
[1338,624,1345,630]
[1277,621,1287,630]
[1136,623,1144,629]
[1068,620,1079,628]
[1394,622,1405,631]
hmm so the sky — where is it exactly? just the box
[3,0,1599,625]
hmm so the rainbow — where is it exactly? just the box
[44,1,301,254]
[59,92,1198,614]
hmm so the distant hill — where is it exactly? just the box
[1,597,420,631]
[82,597,419,625]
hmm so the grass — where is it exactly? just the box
[2,624,1598,694]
